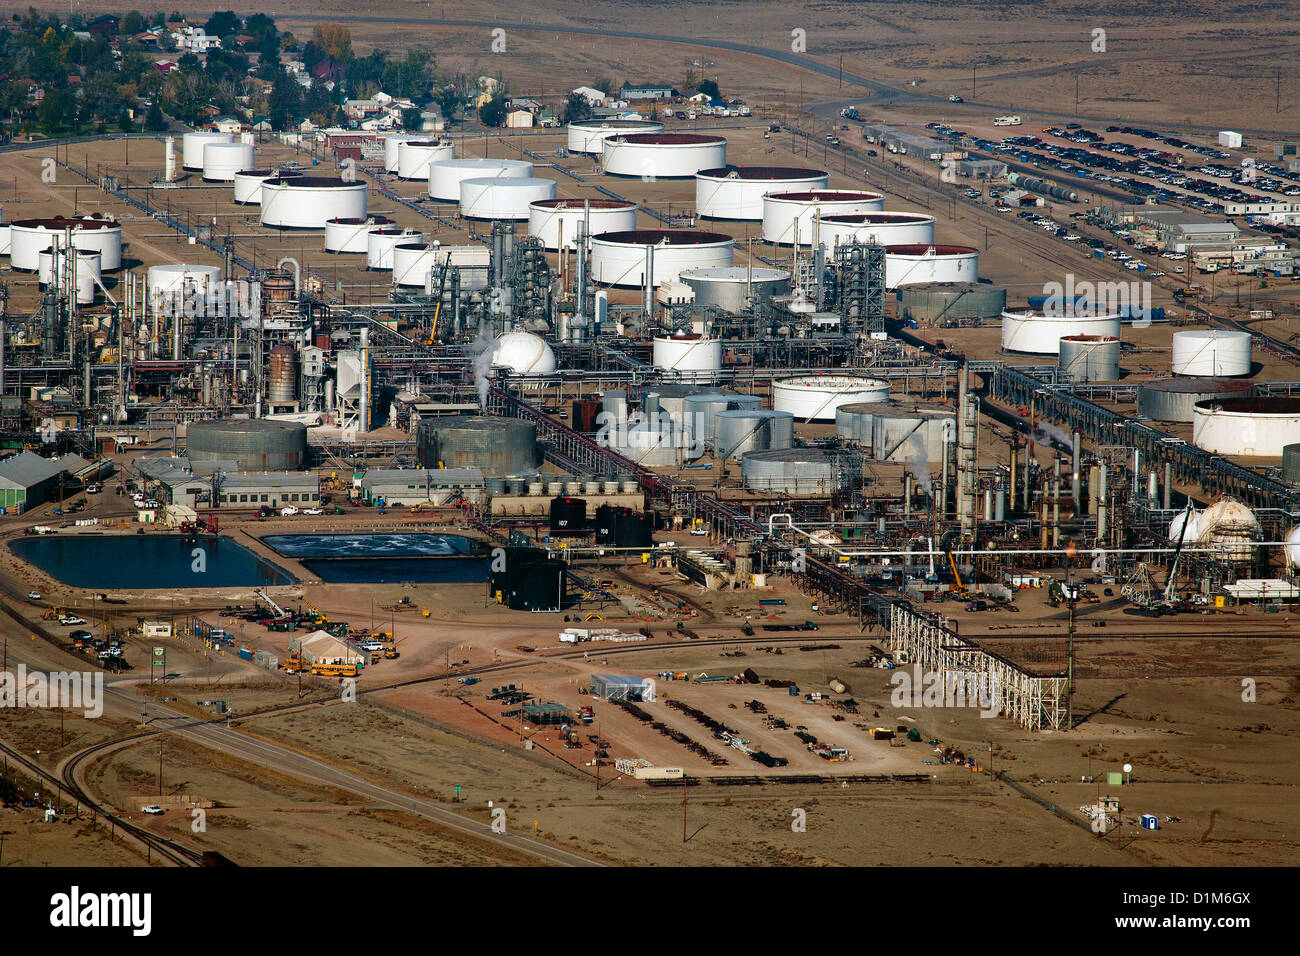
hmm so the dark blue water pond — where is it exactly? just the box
[263,533,489,584]
[12,534,296,589]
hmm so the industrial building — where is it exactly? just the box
[357,467,484,505]
[216,472,320,509]
[0,451,69,512]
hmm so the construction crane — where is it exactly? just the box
[425,252,453,345]
[253,588,288,618]
[1122,501,1195,614]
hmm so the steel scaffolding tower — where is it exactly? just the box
[834,241,885,335]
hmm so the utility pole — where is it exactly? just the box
[1067,567,1076,730]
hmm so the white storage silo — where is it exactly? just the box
[819,212,936,249]
[202,141,255,182]
[590,230,733,287]
[233,168,303,205]
[428,158,533,200]
[8,216,123,271]
[601,133,727,179]
[396,139,455,180]
[324,215,395,254]
[567,119,665,154]
[391,242,443,287]
[367,228,424,270]
[181,131,233,170]
[695,166,829,221]
[459,177,557,220]
[1001,311,1121,355]
[772,375,890,421]
[527,199,637,250]
[761,189,886,245]
[146,263,222,316]
[1171,330,1252,377]
[260,176,367,229]
[1193,397,1300,457]
[884,244,979,289]
[383,134,421,172]
[38,247,100,304]
[652,335,723,375]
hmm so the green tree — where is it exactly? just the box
[145,98,166,131]
[437,85,459,123]
[204,11,240,40]
[122,11,147,35]
[562,92,592,124]
[698,79,720,100]
[478,91,507,127]
[402,106,422,131]
[38,87,78,133]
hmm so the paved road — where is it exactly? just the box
[1,614,600,867]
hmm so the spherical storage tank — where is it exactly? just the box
[492,331,557,375]
[1001,311,1120,355]
[1193,397,1300,457]
[233,168,303,205]
[417,416,539,476]
[260,177,367,229]
[773,376,890,421]
[601,133,727,179]
[1058,335,1121,383]
[680,266,791,312]
[202,141,255,182]
[897,282,1006,327]
[395,139,455,181]
[8,216,122,271]
[1196,498,1261,565]
[187,418,307,471]
[181,131,233,170]
[652,334,722,376]
[819,212,935,249]
[695,166,829,221]
[367,228,423,270]
[1284,523,1300,570]
[761,190,885,245]
[885,244,978,289]
[715,409,794,460]
[681,391,763,448]
[324,215,395,254]
[38,248,100,304]
[591,230,733,287]
[147,263,222,315]
[742,448,841,496]
[1171,330,1252,377]
[567,119,665,155]
[428,158,533,201]
[460,177,557,220]
[528,199,638,251]
[1137,378,1254,423]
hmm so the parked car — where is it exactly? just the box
[141,804,164,815]
[27,590,41,600]
[302,507,323,515]
[58,615,86,626]
[280,506,299,516]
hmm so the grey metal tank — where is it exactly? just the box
[679,266,791,313]
[741,447,842,496]
[1136,378,1255,423]
[714,409,795,460]
[896,281,1006,327]
[681,391,763,449]
[417,415,538,475]
[1285,444,1300,485]
[836,402,953,464]
[1058,334,1121,383]
[187,418,308,471]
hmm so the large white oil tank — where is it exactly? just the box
[396,139,455,180]
[428,158,533,200]
[38,247,100,304]
[181,131,233,170]
[819,212,936,249]
[324,215,395,254]
[8,216,123,271]
[1171,330,1252,377]
[695,166,829,221]
[383,133,421,172]
[773,375,890,421]
[527,198,637,250]
[590,230,733,287]
[492,331,558,375]
[761,189,886,245]
[609,421,698,467]
[0,224,10,256]
[1001,311,1121,355]
[260,176,367,229]
[1168,507,1201,544]
[884,244,979,289]
[391,242,442,286]
[1058,334,1121,382]
[652,335,723,374]
[1284,525,1300,570]
[233,168,303,204]
[567,119,665,154]
[202,141,255,182]
[681,391,763,448]
[459,177,557,220]
[1193,397,1300,457]
[367,229,424,271]
[601,133,727,179]
[147,263,222,315]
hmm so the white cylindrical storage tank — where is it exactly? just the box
[527,198,637,250]
[773,375,890,421]
[459,177,556,220]
[590,230,733,287]
[1193,397,1300,457]
[0,224,10,256]
[1171,330,1252,377]
[715,409,795,460]
[1001,311,1121,355]
[391,241,442,286]
[367,229,424,271]
[324,215,395,254]
[1058,334,1121,382]
[680,266,791,312]
[181,131,232,170]
[884,243,979,289]
[695,166,829,221]
[428,158,533,200]
[652,334,722,374]
[233,168,303,205]
[147,263,222,315]
[396,139,455,180]
[202,141,254,182]
[819,212,936,249]
[761,189,886,245]
[260,176,367,229]
[492,331,557,375]
[601,133,727,179]
[38,248,100,304]
[9,216,123,271]
[609,422,697,467]
[567,119,665,154]
[383,133,421,172]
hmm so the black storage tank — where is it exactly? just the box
[612,508,654,549]
[548,496,588,536]
[593,504,617,544]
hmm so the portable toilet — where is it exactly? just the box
[1140,814,1159,830]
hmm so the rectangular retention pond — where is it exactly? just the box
[11,534,296,589]
[261,533,489,584]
